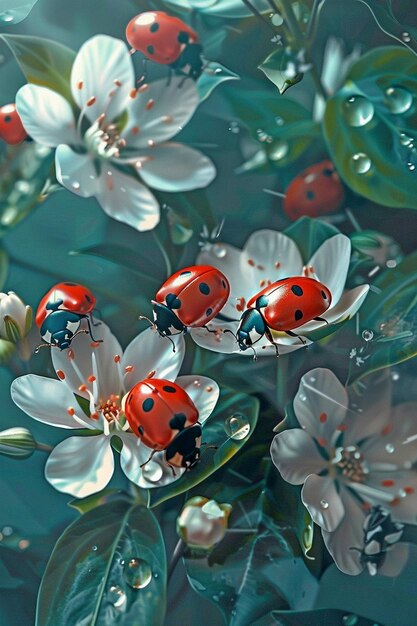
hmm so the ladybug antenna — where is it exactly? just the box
[263,188,286,199]
[34,342,59,354]
[138,314,156,329]
[223,328,237,340]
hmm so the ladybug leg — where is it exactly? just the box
[203,324,218,334]
[89,313,101,327]
[202,443,218,450]
[167,463,177,477]
[85,317,103,343]
[140,448,158,469]
[265,327,280,358]
[314,316,329,325]
[164,334,177,353]
[34,342,59,354]
[285,330,307,345]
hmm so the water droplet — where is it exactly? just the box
[92,545,98,551]
[228,121,240,134]
[408,163,416,171]
[275,116,284,126]
[268,140,289,161]
[0,11,15,23]
[141,460,163,483]
[386,259,397,268]
[224,414,250,440]
[391,371,400,381]
[72,181,81,190]
[213,594,220,602]
[320,499,329,509]
[2,526,13,536]
[402,32,411,43]
[351,152,372,174]
[343,615,358,626]
[385,86,413,114]
[362,329,374,341]
[212,244,227,258]
[107,585,127,609]
[400,133,413,146]
[270,13,283,26]
[123,557,152,589]
[344,95,374,127]
[385,443,395,454]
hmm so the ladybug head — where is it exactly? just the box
[236,309,266,353]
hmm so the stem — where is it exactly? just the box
[152,231,172,278]
[306,0,324,41]
[241,0,277,34]
[309,64,328,100]
[36,442,53,453]
[167,538,185,583]
[275,354,289,416]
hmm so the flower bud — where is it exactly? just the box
[0,427,36,459]
[176,496,232,550]
[350,231,402,266]
[0,292,32,343]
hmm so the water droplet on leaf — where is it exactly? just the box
[107,585,127,609]
[344,95,374,127]
[400,133,413,146]
[385,86,413,114]
[402,32,411,42]
[0,11,14,23]
[123,557,152,589]
[343,615,358,626]
[351,153,372,174]
[268,140,289,161]
[142,460,163,483]
[362,329,374,341]
[224,414,250,440]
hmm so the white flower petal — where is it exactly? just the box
[138,143,216,192]
[363,403,417,467]
[16,85,78,147]
[293,368,348,444]
[45,434,114,497]
[95,166,160,231]
[176,375,219,425]
[122,328,185,389]
[51,319,122,400]
[362,471,417,525]
[118,431,149,485]
[55,145,98,197]
[321,488,365,575]
[243,229,303,288]
[124,76,199,146]
[377,542,409,577]
[307,235,351,304]
[271,429,327,485]
[11,375,90,429]
[71,35,134,123]
[301,474,345,531]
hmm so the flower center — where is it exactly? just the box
[332,445,368,483]
[84,119,126,160]
[93,394,122,424]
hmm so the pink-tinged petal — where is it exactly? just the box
[124,76,199,147]
[176,376,219,425]
[363,402,417,467]
[45,435,114,497]
[301,475,344,531]
[10,375,90,429]
[122,328,185,389]
[321,488,365,575]
[294,368,348,445]
[138,143,216,192]
[95,166,160,231]
[307,235,351,304]
[16,85,78,147]
[51,319,122,401]
[271,429,327,485]
[361,471,417,525]
[378,543,409,577]
[55,146,98,197]
[71,35,133,123]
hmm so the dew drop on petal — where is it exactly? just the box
[107,585,127,609]
[402,32,411,42]
[123,557,152,589]
[385,86,413,114]
[351,153,372,174]
[141,460,163,483]
[72,181,81,190]
[362,329,374,341]
[344,95,374,127]
[212,244,227,258]
[224,414,250,440]
[320,499,329,509]
[385,443,395,454]
[343,616,359,626]
[0,11,14,23]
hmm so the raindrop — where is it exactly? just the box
[362,329,374,341]
[270,13,283,26]
[400,133,413,146]
[212,244,227,258]
[402,32,411,43]
[344,95,374,127]
[107,585,127,609]
[141,460,163,483]
[0,11,14,23]
[343,615,359,626]
[385,443,395,454]
[268,140,289,161]
[72,181,81,190]
[92,545,98,551]
[386,259,397,268]
[320,500,329,509]
[224,414,250,440]
[408,163,416,171]
[385,86,413,114]
[123,557,152,589]
[350,153,372,174]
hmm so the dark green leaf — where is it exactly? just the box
[259,48,305,94]
[355,0,417,56]
[166,206,193,245]
[283,217,339,262]
[36,501,166,626]
[197,62,239,102]
[71,244,162,283]
[68,489,130,515]
[252,608,384,626]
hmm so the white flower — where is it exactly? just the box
[163,0,270,18]
[0,291,32,342]
[271,368,417,575]
[191,230,369,356]
[11,322,219,498]
[15,35,216,232]
[176,496,232,549]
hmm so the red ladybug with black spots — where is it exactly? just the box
[141,265,230,347]
[0,103,27,145]
[35,282,101,351]
[124,378,202,472]
[283,160,345,221]
[126,11,203,79]
[233,277,332,357]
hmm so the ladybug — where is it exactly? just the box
[126,11,203,79]
[0,104,27,145]
[141,265,230,349]
[35,282,101,351]
[283,160,345,221]
[124,378,202,473]
[231,277,332,357]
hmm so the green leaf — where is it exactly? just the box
[252,608,384,626]
[0,248,8,291]
[323,46,417,209]
[259,48,305,94]
[197,62,239,102]
[2,34,76,103]
[36,501,166,626]
[355,0,417,56]
[283,217,339,262]
[68,489,130,515]
[149,386,260,507]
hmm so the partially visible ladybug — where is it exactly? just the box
[141,265,230,348]
[230,277,332,357]
[124,378,203,473]
[126,11,203,79]
[283,160,345,221]
[0,103,27,145]
[35,282,101,351]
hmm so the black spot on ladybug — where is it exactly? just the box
[206,308,213,317]
[138,425,145,435]
[291,285,303,296]
[150,22,159,32]
[142,398,154,412]
[323,168,334,177]
[147,45,155,55]
[4,116,11,123]
[170,413,187,430]
[180,270,192,276]
[166,293,181,309]
[199,282,210,295]
[295,309,303,321]
[64,282,77,286]
[321,290,328,300]
[85,294,92,302]
[306,190,315,200]
[222,280,227,289]
[162,385,176,393]
[178,31,189,44]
